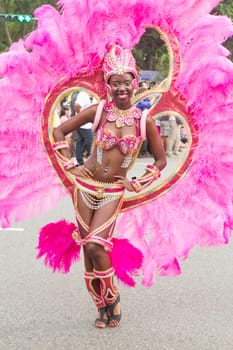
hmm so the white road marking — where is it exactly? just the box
[0,228,24,231]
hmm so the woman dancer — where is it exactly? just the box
[52,45,166,328]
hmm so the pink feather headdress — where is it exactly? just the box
[102,44,138,82]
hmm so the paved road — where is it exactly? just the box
[1,157,233,350]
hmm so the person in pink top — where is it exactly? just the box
[52,44,166,328]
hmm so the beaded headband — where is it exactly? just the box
[102,44,138,83]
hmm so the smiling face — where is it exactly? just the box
[108,73,135,109]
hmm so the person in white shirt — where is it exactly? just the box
[75,90,94,165]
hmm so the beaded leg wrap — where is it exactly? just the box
[73,178,122,324]
[84,271,109,328]
[84,271,106,309]
[94,266,118,305]
[94,267,121,326]
[84,267,118,308]
[72,179,125,251]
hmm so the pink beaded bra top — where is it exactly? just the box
[95,102,142,156]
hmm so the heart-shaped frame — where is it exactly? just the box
[42,26,199,212]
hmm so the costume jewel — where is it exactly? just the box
[97,147,103,164]
[120,155,132,168]
[80,191,119,210]
[106,103,141,128]
[103,44,138,82]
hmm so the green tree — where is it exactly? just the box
[214,0,233,59]
[215,0,233,19]
[0,0,57,51]
[0,0,232,59]
[133,27,169,82]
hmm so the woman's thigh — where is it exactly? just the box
[74,188,123,240]
[73,188,94,238]
[88,198,123,239]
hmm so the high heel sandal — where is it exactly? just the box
[95,306,109,328]
[107,294,121,327]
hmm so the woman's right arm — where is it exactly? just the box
[53,103,97,142]
[52,103,97,178]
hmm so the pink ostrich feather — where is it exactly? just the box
[1,0,233,286]
[109,238,143,287]
[36,220,143,284]
[37,220,81,273]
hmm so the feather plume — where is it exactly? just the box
[109,238,143,287]
[36,220,80,273]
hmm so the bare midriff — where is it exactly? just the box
[84,146,132,183]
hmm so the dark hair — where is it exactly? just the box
[138,80,147,88]
[149,81,156,87]
[70,91,79,116]
[59,106,69,117]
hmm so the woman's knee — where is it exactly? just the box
[85,242,104,260]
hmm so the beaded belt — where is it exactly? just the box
[74,177,124,199]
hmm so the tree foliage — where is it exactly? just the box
[215,0,233,19]
[133,28,169,82]
[0,0,57,51]
[0,0,232,66]
[133,0,233,78]
[214,0,233,58]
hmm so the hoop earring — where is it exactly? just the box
[133,79,138,89]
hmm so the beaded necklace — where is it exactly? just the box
[106,103,141,128]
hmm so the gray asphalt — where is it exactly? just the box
[1,157,233,350]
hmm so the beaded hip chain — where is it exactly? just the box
[74,177,124,209]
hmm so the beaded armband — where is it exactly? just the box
[52,140,70,150]
[63,158,78,170]
[52,141,78,170]
[55,151,78,171]
[130,164,160,193]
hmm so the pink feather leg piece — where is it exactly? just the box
[36,220,80,273]
[109,237,143,287]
